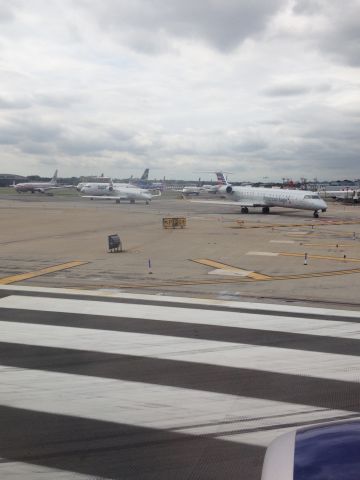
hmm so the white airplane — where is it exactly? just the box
[319,188,359,203]
[221,184,327,217]
[81,180,161,204]
[191,182,327,218]
[182,172,229,196]
[13,170,72,193]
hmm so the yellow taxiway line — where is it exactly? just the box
[279,252,360,263]
[191,258,271,280]
[230,220,360,229]
[299,243,357,247]
[77,266,360,290]
[0,261,88,285]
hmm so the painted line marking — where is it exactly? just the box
[230,220,360,229]
[0,314,359,382]
[191,258,271,280]
[0,261,88,285]
[280,252,360,263]
[246,251,360,263]
[300,243,357,247]
[208,269,250,277]
[2,284,360,317]
[0,365,355,448]
[4,294,360,333]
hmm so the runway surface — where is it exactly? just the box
[0,286,359,479]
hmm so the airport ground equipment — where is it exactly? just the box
[108,234,122,252]
[162,217,186,229]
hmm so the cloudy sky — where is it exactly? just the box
[0,0,359,181]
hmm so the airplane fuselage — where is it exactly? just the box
[220,185,327,216]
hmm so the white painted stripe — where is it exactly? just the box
[0,461,90,480]
[1,295,359,341]
[208,268,251,276]
[247,251,279,256]
[0,320,359,382]
[0,366,354,447]
[1,284,359,317]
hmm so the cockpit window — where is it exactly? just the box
[304,194,320,199]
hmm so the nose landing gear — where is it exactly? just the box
[313,210,319,218]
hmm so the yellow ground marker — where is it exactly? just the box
[279,252,360,263]
[78,266,360,290]
[191,258,271,280]
[300,243,357,247]
[230,220,360,229]
[0,261,88,285]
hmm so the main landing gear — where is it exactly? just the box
[262,206,270,214]
[241,207,249,214]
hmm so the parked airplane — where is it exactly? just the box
[13,170,72,193]
[81,180,161,204]
[319,188,359,203]
[182,172,229,196]
[203,172,229,194]
[130,169,166,191]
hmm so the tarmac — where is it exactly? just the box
[1,190,360,308]
[1,190,360,479]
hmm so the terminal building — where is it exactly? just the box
[0,174,27,187]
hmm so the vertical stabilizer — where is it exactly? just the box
[215,172,228,185]
[51,169,58,184]
[140,168,149,181]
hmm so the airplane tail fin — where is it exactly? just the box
[51,169,58,184]
[140,168,149,181]
[215,171,228,185]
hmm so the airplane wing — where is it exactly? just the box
[82,195,129,200]
[188,199,268,207]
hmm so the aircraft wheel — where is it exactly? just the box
[146,200,150,205]
[262,206,270,214]
[313,211,319,218]
[130,199,135,204]
[241,207,249,214]
[116,199,120,204]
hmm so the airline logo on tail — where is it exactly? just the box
[215,172,228,185]
[140,168,149,181]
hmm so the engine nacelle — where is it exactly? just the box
[226,185,233,194]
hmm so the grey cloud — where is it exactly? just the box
[0,96,31,109]
[80,0,286,53]
[35,94,84,109]
[293,0,360,66]
[263,83,332,97]
[293,0,325,14]
[0,2,16,23]
[0,118,62,146]
[263,85,311,96]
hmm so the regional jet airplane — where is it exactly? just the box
[13,170,72,193]
[221,184,327,217]
[192,184,327,217]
